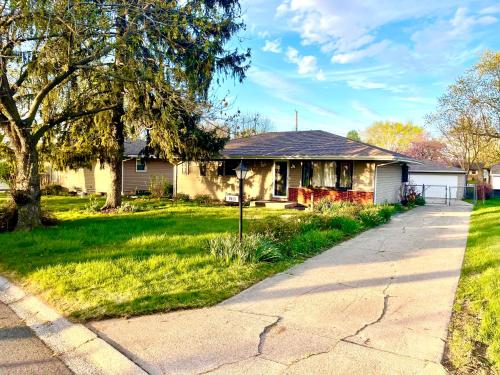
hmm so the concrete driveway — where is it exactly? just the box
[90,204,472,375]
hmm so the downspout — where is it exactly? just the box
[173,162,179,197]
[373,161,401,204]
[121,160,124,195]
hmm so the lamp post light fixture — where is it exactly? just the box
[234,161,248,242]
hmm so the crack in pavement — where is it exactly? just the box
[257,316,282,355]
[342,277,394,342]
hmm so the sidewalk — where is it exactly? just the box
[0,301,72,375]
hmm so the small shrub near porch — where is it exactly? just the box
[208,199,404,263]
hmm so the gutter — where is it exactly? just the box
[218,155,421,164]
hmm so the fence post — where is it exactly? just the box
[422,184,425,200]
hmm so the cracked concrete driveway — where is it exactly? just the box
[89,204,472,375]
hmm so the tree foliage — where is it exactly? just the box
[363,121,425,152]
[346,130,361,142]
[405,139,448,163]
[232,112,273,138]
[0,0,250,228]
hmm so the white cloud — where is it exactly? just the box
[399,96,435,104]
[352,100,380,119]
[262,39,282,53]
[315,69,325,81]
[286,47,321,77]
[332,40,390,64]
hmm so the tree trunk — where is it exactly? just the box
[13,143,42,230]
[102,156,122,209]
[101,109,124,210]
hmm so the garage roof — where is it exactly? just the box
[409,160,466,174]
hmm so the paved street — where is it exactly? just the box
[0,301,72,375]
[90,204,472,375]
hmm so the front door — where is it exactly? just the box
[274,161,288,197]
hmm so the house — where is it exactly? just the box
[408,160,467,201]
[467,162,490,183]
[176,130,417,205]
[49,140,174,195]
[491,164,500,198]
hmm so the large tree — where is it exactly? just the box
[363,121,426,153]
[232,112,273,138]
[2,0,249,227]
[405,139,448,163]
[48,0,249,209]
[429,51,500,174]
[0,1,116,229]
[346,130,361,142]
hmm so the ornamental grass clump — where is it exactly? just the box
[208,233,283,263]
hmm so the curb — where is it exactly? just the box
[0,276,148,375]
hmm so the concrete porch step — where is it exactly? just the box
[249,200,306,210]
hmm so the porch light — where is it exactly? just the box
[234,161,248,242]
[234,161,248,180]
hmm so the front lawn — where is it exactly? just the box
[0,195,403,322]
[445,198,500,373]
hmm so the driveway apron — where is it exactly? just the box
[89,204,472,375]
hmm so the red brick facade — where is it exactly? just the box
[289,187,374,204]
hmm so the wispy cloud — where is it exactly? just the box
[262,39,282,53]
[352,100,381,119]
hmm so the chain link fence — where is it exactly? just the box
[403,183,477,205]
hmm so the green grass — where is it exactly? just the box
[0,194,403,322]
[446,198,500,373]
[0,195,306,321]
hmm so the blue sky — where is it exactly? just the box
[220,0,500,136]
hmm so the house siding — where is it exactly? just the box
[176,160,274,201]
[375,163,403,204]
[122,159,173,194]
[93,161,111,194]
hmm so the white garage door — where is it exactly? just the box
[492,175,500,190]
[409,173,464,199]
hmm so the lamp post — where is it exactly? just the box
[234,161,248,242]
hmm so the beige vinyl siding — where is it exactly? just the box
[374,163,402,204]
[176,160,274,201]
[122,158,173,194]
[93,161,111,194]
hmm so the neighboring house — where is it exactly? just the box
[491,164,500,198]
[50,140,174,195]
[408,160,467,200]
[467,162,490,183]
[176,130,417,205]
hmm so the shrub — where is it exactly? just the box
[325,215,362,235]
[0,202,17,232]
[174,193,190,202]
[477,183,493,200]
[358,206,391,227]
[148,176,173,199]
[41,184,69,196]
[247,216,302,242]
[208,233,282,263]
[283,229,344,257]
[313,199,364,218]
[193,194,213,205]
[414,196,426,206]
[83,197,101,213]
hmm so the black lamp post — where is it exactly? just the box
[234,161,248,242]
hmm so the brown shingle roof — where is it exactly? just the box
[222,130,415,161]
[409,160,466,174]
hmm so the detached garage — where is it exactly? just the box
[408,161,467,201]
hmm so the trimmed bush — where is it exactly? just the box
[42,184,69,196]
[149,176,173,199]
[208,233,282,263]
[193,194,213,205]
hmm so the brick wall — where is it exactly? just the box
[289,187,374,204]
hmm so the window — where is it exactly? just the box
[199,162,207,177]
[136,158,146,172]
[217,160,239,176]
[301,161,312,187]
[402,164,409,183]
[182,162,190,175]
[338,161,353,189]
[302,161,337,187]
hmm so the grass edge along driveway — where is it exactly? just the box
[445,198,500,374]
[0,195,403,322]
